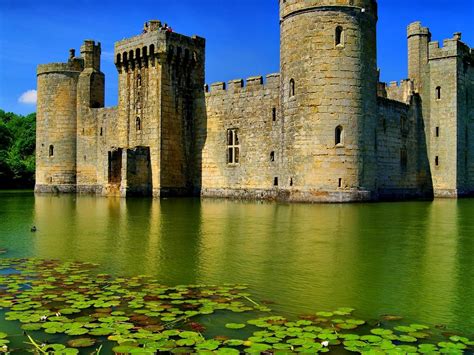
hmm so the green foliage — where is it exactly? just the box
[0,109,36,188]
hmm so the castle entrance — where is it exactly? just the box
[108,149,123,194]
[126,146,152,196]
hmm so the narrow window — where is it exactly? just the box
[401,116,408,136]
[290,178,293,187]
[436,86,441,100]
[136,117,141,131]
[436,127,439,137]
[400,148,408,171]
[338,178,342,188]
[335,125,343,145]
[227,129,240,164]
[435,156,439,166]
[274,177,279,186]
[270,151,275,162]
[272,107,277,121]
[137,73,142,87]
[335,26,344,46]
[49,145,54,157]
[100,127,103,136]
[289,79,295,97]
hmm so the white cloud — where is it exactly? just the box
[18,89,37,105]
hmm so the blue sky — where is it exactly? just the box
[0,0,473,115]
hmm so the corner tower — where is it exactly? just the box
[280,0,378,202]
[35,54,84,193]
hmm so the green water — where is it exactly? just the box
[1,191,473,336]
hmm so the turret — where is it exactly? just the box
[35,54,84,193]
[280,0,378,201]
[407,22,431,92]
[78,40,104,109]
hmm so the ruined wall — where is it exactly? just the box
[36,60,83,193]
[201,74,281,199]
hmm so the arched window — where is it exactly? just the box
[436,86,441,100]
[116,53,121,64]
[335,126,343,145]
[289,79,295,97]
[49,145,54,157]
[136,117,141,131]
[335,26,344,46]
[149,44,155,56]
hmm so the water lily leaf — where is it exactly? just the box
[67,338,96,348]
[112,345,140,354]
[195,340,220,350]
[225,323,246,329]
[360,335,382,343]
[21,323,42,331]
[216,348,240,354]
[316,311,334,318]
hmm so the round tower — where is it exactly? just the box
[35,59,83,193]
[280,0,378,202]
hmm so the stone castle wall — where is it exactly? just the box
[35,1,474,202]
[201,75,281,199]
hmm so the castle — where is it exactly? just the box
[35,0,474,202]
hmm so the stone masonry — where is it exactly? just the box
[35,0,474,202]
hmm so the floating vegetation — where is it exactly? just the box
[0,258,473,354]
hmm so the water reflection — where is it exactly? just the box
[0,193,471,332]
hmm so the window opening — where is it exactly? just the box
[227,129,240,164]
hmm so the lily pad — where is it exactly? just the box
[225,323,246,329]
[67,337,96,348]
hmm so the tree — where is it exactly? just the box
[0,109,36,188]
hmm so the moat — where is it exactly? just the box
[1,191,473,339]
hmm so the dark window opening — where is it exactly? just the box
[227,129,240,164]
[338,178,342,188]
[100,127,103,136]
[289,79,295,97]
[436,86,441,100]
[400,148,408,172]
[290,178,293,187]
[49,145,54,157]
[272,107,277,121]
[136,117,141,131]
[335,26,344,46]
[274,177,279,186]
[335,125,343,145]
[137,74,142,87]
[435,156,439,166]
[270,151,275,162]
[401,116,409,136]
[436,127,440,137]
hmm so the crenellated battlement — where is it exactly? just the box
[428,33,473,61]
[279,0,377,20]
[205,73,280,96]
[114,21,205,71]
[378,79,414,104]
